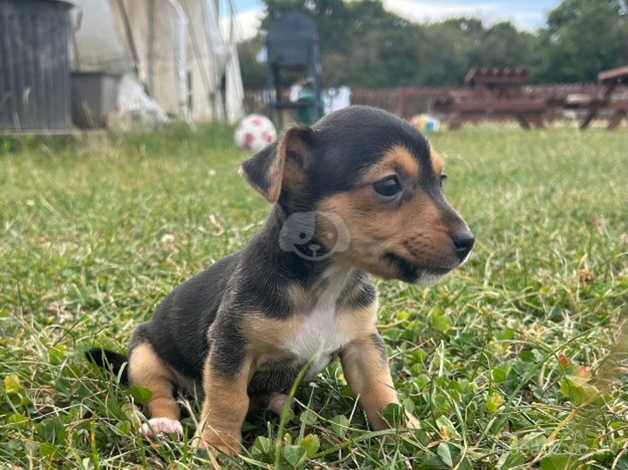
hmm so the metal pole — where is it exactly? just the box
[115,0,140,78]
[147,0,155,94]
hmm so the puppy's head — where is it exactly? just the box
[240,106,473,284]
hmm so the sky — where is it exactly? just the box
[222,0,562,42]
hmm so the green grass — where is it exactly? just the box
[1,124,626,469]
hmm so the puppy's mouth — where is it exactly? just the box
[383,252,452,284]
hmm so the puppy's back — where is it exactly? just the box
[131,252,241,379]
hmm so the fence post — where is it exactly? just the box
[397,88,406,117]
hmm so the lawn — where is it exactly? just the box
[0,124,626,469]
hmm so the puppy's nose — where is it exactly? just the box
[450,230,475,260]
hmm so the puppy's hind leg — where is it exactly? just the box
[267,393,291,415]
[128,342,184,439]
[248,392,291,416]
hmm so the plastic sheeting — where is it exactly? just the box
[70,0,244,124]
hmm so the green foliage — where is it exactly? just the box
[129,385,153,406]
[300,433,320,457]
[238,37,267,90]
[240,0,627,88]
[534,0,628,83]
[381,402,405,427]
[283,444,306,466]
[0,124,627,468]
[540,454,575,470]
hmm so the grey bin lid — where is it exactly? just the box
[266,11,319,67]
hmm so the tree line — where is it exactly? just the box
[238,0,628,89]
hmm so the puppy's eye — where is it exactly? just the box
[373,175,401,198]
[440,173,448,187]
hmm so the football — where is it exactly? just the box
[234,114,277,152]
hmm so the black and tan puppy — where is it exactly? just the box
[88,106,474,454]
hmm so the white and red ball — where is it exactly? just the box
[234,114,277,152]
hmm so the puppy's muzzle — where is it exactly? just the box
[450,230,475,262]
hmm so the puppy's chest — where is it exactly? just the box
[272,303,348,379]
[287,303,350,360]
[281,280,369,376]
[252,269,377,380]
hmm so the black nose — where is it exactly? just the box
[450,230,475,260]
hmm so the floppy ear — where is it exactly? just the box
[239,126,313,203]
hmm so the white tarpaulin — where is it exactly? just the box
[71,0,244,124]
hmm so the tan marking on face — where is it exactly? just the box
[318,185,459,279]
[128,342,180,421]
[430,147,444,176]
[313,143,467,280]
[363,145,420,183]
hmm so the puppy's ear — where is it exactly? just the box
[239,126,313,203]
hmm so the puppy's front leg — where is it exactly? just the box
[198,346,253,455]
[340,333,419,430]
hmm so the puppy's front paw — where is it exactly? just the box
[198,430,241,456]
[141,417,184,440]
[404,412,421,429]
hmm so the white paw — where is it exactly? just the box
[140,417,184,440]
[267,393,291,415]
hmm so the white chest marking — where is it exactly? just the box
[284,268,353,376]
